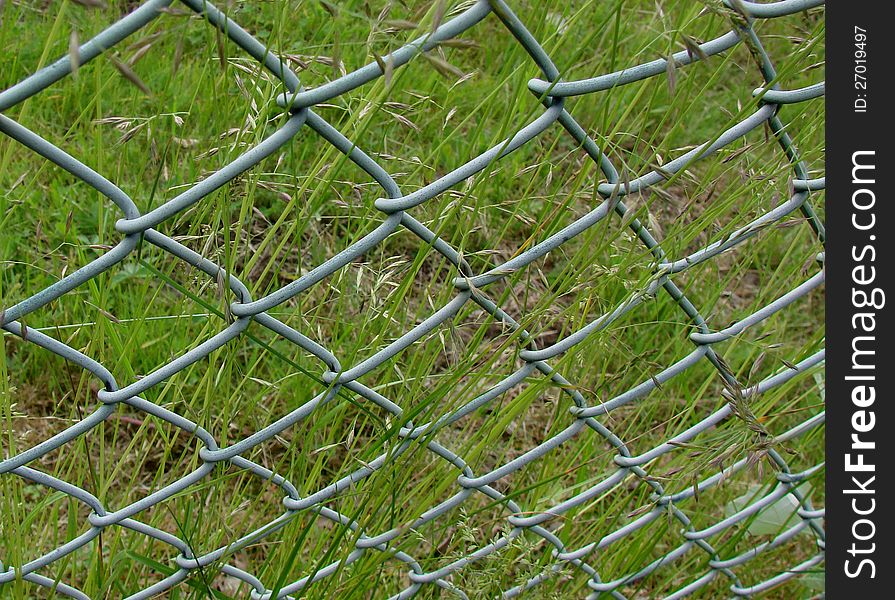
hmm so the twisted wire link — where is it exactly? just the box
[0,0,825,597]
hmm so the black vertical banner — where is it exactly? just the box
[827,1,891,596]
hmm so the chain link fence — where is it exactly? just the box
[0,0,825,598]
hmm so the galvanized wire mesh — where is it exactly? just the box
[0,0,825,598]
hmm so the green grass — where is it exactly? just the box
[0,0,824,598]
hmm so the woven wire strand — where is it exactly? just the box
[0,0,825,598]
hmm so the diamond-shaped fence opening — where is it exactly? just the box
[1,0,824,598]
